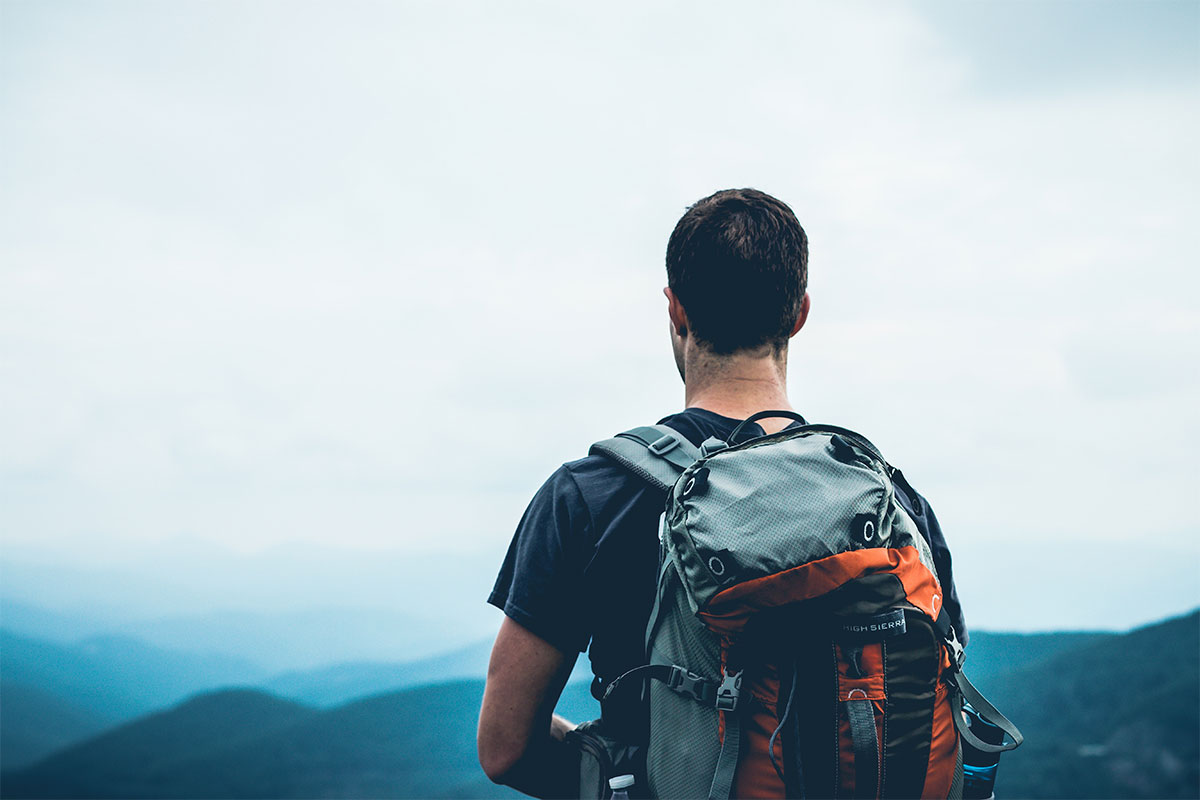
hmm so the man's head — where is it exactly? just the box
[665,188,809,370]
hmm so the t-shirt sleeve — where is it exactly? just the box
[915,495,968,647]
[488,465,594,654]
[892,471,969,647]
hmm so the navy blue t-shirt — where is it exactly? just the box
[488,408,966,702]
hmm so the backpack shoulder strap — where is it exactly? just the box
[588,424,701,492]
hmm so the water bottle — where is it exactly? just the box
[608,774,635,799]
[961,701,1005,799]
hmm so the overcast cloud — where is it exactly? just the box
[2,0,1197,631]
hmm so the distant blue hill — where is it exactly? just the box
[1,689,317,798]
[963,629,1115,691]
[0,596,480,673]
[1,683,506,799]
[0,680,112,771]
[0,627,266,769]
[0,623,592,769]
[263,639,497,707]
[0,546,502,666]
[0,600,121,645]
[110,607,459,672]
[0,628,266,722]
[1,679,600,799]
[986,609,1199,798]
[265,638,593,708]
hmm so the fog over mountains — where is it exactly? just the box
[0,543,507,670]
[5,531,1197,657]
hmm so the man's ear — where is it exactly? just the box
[789,292,812,338]
[664,286,689,337]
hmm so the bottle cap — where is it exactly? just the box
[609,774,635,790]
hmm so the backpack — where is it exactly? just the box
[590,411,1021,800]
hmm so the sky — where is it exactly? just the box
[2,0,1198,636]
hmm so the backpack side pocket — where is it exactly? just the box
[565,719,644,799]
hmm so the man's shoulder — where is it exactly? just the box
[557,449,655,511]
[542,454,626,517]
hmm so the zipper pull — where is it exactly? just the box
[847,646,864,678]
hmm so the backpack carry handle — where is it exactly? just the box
[727,410,808,444]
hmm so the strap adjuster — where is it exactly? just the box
[667,666,713,704]
[715,668,743,712]
[948,636,966,670]
[648,435,679,456]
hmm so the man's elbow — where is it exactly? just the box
[478,732,525,784]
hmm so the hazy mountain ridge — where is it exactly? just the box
[0,546,503,665]
[2,689,318,799]
[0,628,265,721]
[0,681,112,772]
[266,639,593,708]
[112,608,458,673]
[3,611,1196,799]
[1,683,511,799]
[0,626,269,770]
[984,609,1200,799]
[2,679,601,799]
[0,623,583,769]
[961,629,1115,687]
[263,640,496,707]
[0,596,468,674]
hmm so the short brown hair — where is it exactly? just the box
[665,188,808,355]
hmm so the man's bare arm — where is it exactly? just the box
[478,616,580,797]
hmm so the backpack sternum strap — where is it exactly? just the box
[714,667,743,712]
[603,664,717,706]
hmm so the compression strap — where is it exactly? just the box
[707,666,744,800]
[949,670,1024,754]
[847,696,879,799]
[588,425,700,492]
[934,608,1023,754]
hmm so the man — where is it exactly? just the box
[477,188,965,798]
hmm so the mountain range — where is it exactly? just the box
[982,610,1199,798]
[0,599,465,673]
[0,546,505,668]
[2,680,601,799]
[1,607,1196,798]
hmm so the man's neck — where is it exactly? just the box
[682,347,795,433]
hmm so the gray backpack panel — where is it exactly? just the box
[661,428,937,614]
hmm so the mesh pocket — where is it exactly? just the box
[647,661,720,799]
[647,575,722,799]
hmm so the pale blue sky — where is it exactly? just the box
[2,0,1197,634]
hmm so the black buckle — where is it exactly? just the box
[668,667,712,704]
[948,636,966,671]
[715,668,743,712]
